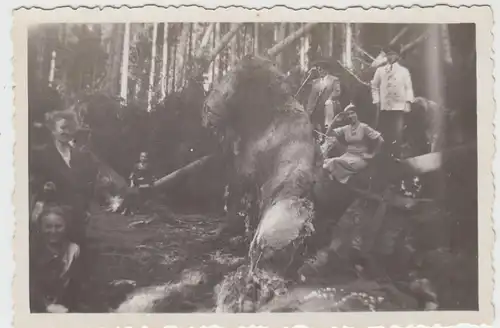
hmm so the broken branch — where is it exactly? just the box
[267,23,317,58]
[336,60,370,86]
[401,28,431,55]
[389,26,409,46]
[353,42,376,61]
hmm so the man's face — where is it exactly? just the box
[387,52,400,64]
[317,67,327,77]
[52,118,77,144]
[140,152,148,162]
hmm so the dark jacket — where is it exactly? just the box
[306,75,341,128]
[30,139,98,242]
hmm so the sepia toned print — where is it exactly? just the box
[13,4,494,328]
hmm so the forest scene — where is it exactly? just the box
[28,22,478,313]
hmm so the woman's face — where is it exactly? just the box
[40,213,67,244]
[347,110,358,124]
[51,118,77,144]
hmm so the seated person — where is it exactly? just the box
[323,104,384,184]
[30,204,82,313]
[121,151,155,215]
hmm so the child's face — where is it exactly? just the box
[40,213,67,244]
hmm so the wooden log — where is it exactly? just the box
[385,143,476,182]
[267,23,317,58]
[152,155,213,189]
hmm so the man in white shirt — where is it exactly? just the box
[371,45,414,159]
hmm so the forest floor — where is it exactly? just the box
[82,195,477,313]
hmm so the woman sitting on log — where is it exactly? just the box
[323,104,384,184]
[30,204,82,313]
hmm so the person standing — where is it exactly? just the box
[306,60,342,139]
[371,45,415,160]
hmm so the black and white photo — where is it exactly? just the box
[12,5,494,328]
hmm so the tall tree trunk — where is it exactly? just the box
[160,23,169,100]
[120,22,131,103]
[147,23,158,111]
[229,23,239,69]
[275,23,287,69]
[170,25,178,94]
[213,23,220,83]
[343,23,353,69]
[196,23,215,58]
[48,50,56,87]
[329,23,334,57]
[254,23,260,55]
[299,24,310,72]
[175,23,190,91]
[105,24,124,96]
[440,24,453,65]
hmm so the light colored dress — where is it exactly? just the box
[323,122,381,184]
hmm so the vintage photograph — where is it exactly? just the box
[15,6,493,325]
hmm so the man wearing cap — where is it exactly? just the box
[306,60,342,139]
[371,45,414,160]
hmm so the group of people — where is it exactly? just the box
[29,109,155,312]
[28,43,415,312]
[306,44,415,185]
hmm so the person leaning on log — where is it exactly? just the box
[305,60,342,140]
[371,44,415,161]
[322,104,384,185]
